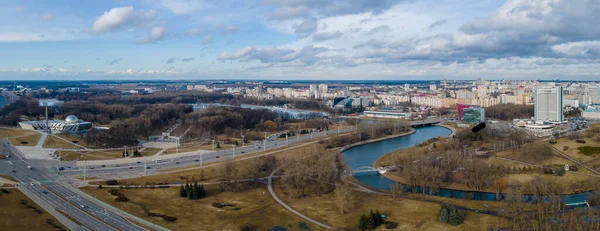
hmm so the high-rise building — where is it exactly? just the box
[404,84,410,91]
[534,86,563,121]
[318,84,328,94]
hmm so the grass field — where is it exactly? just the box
[81,184,313,231]
[0,128,40,146]
[552,138,600,162]
[43,135,81,149]
[274,182,510,230]
[9,133,41,146]
[0,189,67,231]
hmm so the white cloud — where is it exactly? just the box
[152,0,207,14]
[92,6,156,33]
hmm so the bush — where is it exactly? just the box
[98,185,103,189]
[240,224,253,231]
[162,216,177,222]
[106,179,118,185]
[384,221,398,229]
[114,195,129,202]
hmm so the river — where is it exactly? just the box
[342,125,596,203]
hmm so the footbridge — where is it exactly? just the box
[409,118,447,127]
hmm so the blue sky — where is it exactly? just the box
[0,0,599,80]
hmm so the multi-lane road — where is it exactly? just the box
[0,140,152,231]
[1,127,353,231]
[60,128,352,179]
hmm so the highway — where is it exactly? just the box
[0,128,353,230]
[0,140,148,231]
[59,128,353,179]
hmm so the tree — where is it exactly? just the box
[439,207,449,223]
[365,211,376,230]
[448,207,464,226]
[333,180,355,214]
[234,140,239,146]
[263,120,278,131]
[390,183,401,199]
[187,187,193,200]
[368,210,378,227]
[216,142,221,149]
[358,214,369,231]
[375,210,383,226]
[179,185,186,197]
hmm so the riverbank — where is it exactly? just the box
[340,128,416,153]
[435,122,458,137]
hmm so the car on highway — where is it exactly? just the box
[80,205,86,208]
[175,162,179,164]
[113,164,119,167]
[42,191,48,194]
[146,166,151,169]
[90,167,95,169]
[11,170,16,173]
[58,167,65,171]
[128,166,133,169]
[101,165,106,167]
[30,183,35,186]
[216,156,219,158]
[137,161,141,164]
[195,159,199,162]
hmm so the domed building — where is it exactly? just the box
[18,114,93,134]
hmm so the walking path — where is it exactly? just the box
[545,143,600,175]
[50,134,90,150]
[35,132,48,148]
[267,168,333,230]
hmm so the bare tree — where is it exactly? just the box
[333,178,355,214]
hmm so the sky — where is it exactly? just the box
[0,0,599,80]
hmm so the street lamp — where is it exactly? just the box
[232,145,236,158]
[263,132,267,151]
[241,135,245,147]
[286,133,288,146]
[211,140,215,152]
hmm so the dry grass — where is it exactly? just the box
[9,133,41,146]
[552,138,600,162]
[55,133,92,147]
[0,188,67,231]
[141,148,163,156]
[43,135,81,149]
[79,150,126,161]
[274,183,510,230]
[81,184,313,231]
[58,151,82,161]
[0,128,37,138]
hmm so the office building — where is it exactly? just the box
[535,86,563,122]
[461,107,485,124]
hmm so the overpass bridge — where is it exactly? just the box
[409,118,447,127]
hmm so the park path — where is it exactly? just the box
[267,168,333,230]
[50,134,90,150]
[545,143,600,175]
[35,132,48,148]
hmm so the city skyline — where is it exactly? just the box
[1,0,599,80]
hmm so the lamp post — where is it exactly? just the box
[232,145,236,158]
[83,160,87,181]
[286,133,288,146]
[263,132,267,151]
[241,135,245,147]
[211,140,215,152]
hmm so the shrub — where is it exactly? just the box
[162,216,177,222]
[240,224,253,231]
[384,222,398,229]
[106,179,118,185]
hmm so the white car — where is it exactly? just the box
[30,182,35,186]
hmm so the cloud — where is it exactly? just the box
[108,58,122,65]
[271,6,310,20]
[294,18,318,38]
[219,45,330,65]
[265,0,410,20]
[219,25,239,34]
[186,28,204,36]
[138,26,166,43]
[152,0,207,14]
[312,31,343,41]
[363,25,390,35]
[202,35,212,44]
[42,13,54,22]
[181,57,195,62]
[92,6,156,33]
[166,58,176,64]
[427,19,447,30]
[552,41,600,58]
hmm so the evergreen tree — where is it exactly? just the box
[179,185,186,197]
[439,203,447,214]
[374,210,383,226]
[187,187,194,200]
[367,210,377,228]
[191,185,198,200]
[358,214,369,231]
[235,140,239,146]
[122,151,126,157]
[448,207,463,226]
[216,142,221,149]
[198,184,206,198]
[439,208,449,223]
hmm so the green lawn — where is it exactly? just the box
[578,146,600,156]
